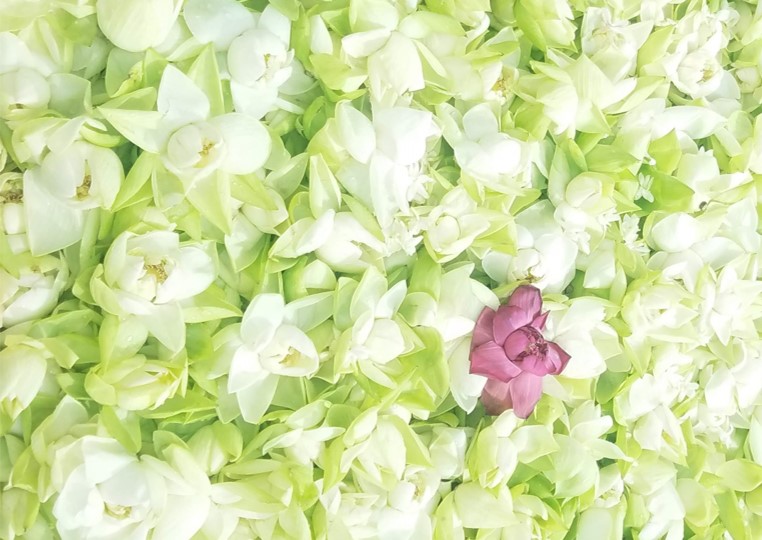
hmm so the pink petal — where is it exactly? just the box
[507,285,543,321]
[507,372,544,419]
[469,341,522,382]
[545,342,571,375]
[502,328,531,360]
[480,379,513,416]
[493,305,531,344]
[516,353,554,376]
[472,308,496,348]
[530,311,548,330]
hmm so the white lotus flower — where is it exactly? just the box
[270,209,386,273]
[0,32,55,118]
[340,0,425,103]
[0,254,68,328]
[262,402,343,465]
[553,172,618,254]
[482,200,578,293]
[543,298,621,380]
[96,0,183,53]
[614,375,687,462]
[223,293,324,423]
[20,136,124,255]
[0,339,48,422]
[101,66,271,186]
[334,102,440,229]
[696,264,762,345]
[642,7,730,99]
[51,436,210,540]
[227,7,299,118]
[426,427,468,480]
[674,147,752,207]
[1,173,28,254]
[621,279,700,346]
[581,8,652,82]
[92,230,215,352]
[439,103,526,186]
[334,268,411,383]
[671,45,724,98]
[423,187,490,263]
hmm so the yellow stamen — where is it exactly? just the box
[144,263,168,284]
[76,174,92,200]
[104,503,132,519]
[1,188,22,203]
[279,347,300,367]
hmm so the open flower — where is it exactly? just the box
[100,65,271,186]
[90,230,216,352]
[216,292,331,423]
[469,285,570,418]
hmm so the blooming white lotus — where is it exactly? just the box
[423,186,490,263]
[334,102,440,230]
[100,65,271,185]
[482,200,578,293]
[439,103,526,186]
[91,230,216,352]
[0,339,49,424]
[0,32,55,118]
[51,435,210,540]
[217,292,329,423]
[340,0,426,103]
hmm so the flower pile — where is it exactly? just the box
[1,0,761,538]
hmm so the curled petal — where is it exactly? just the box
[472,308,496,348]
[481,373,544,418]
[502,328,531,361]
[507,285,543,320]
[480,379,513,416]
[545,342,572,375]
[530,311,549,330]
[469,341,521,382]
[492,305,530,345]
[507,372,544,419]
[515,353,554,376]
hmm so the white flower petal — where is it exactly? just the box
[184,0,255,50]
[157,65,210,127]
[211,113,271,174]
[336,102,376,164]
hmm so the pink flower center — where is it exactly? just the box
[506,326,548,362]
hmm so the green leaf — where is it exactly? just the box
[715,490,749,540]
[514,0,547,52]
[717,459,762,492]
[187,44,225,117]
[100,406,142,454]
[185,171,233,234]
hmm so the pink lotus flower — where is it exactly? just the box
[469,285,570,418]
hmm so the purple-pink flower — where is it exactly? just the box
[469,285,570,418]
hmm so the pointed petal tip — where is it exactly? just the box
[507,284,543,319]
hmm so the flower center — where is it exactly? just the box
[144,262,168,284]
[1,188,22,203]
[199,140,214,158]
[491,77,508,95]
[76,174,92,200]
[104,503,132,520]
[279,347,300,367]
[517,327,548,360]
